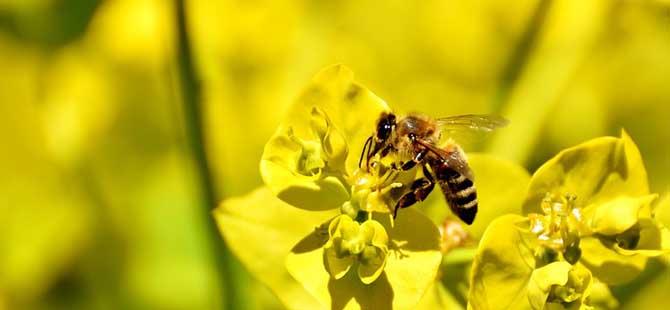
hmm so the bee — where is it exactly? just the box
[359,112,508,224]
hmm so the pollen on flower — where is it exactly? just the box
[528,192,588,265]
[530,193,583,249]
[346,163,406,214]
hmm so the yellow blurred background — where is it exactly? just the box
[0,0,668,309]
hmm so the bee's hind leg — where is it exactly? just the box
[393,175,435,218]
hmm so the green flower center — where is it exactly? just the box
[288,130,325,176]
[324,215,390,284]
[547,267,590,306]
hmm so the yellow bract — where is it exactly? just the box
[469,215,594,310]
[471,132,670,309]
[527,261,572,309]
[523,130,649,214]
[589,195,657,236]
[213,188,332,310]
[522,131,669,284]
[225,65,443,309]
[468,214,537,310]
[260,65,390,211]
[286,209,441,310]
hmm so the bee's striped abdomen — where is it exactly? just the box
[432,160,478,225]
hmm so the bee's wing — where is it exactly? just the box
[435,114,509,145]
[442,145,474,180]
[416,139,474,180]
[436,114,509,133]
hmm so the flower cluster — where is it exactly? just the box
[324,215,389,284]
[469,131,670,309]
[214,65,668,310]
[217,65,443,309]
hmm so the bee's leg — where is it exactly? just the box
[367,144,394,170]
[422,163,435,182]
[359,136,373,169]
[393,175,435,218]
[380,144,394,157]
[369,144,393,160]
[392,149,428,171]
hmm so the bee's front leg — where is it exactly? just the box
[391,149,428,171]
[359,136,373,169]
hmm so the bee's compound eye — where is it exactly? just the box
[377,123,391,140]
[376,113,396,140]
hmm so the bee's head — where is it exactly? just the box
[360,112,397,170]
[376,112,396,142]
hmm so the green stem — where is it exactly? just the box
[442,248,477,266]
[174,1,237,309]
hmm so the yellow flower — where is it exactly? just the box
[217,65,442,309]
[469,132,669,309]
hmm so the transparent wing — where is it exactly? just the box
[435,114,509,147]
[436,114,509,132]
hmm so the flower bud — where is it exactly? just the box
[340,201,359,219]
[287,128,325,177]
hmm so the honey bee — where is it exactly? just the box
[359,112,508,224]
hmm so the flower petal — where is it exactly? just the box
[260,65,391,211]
[579,236,646,285]
[468,214,536,310]
[286,209,441,309]
[358,246,387,284]
[588,280,619,309]
[527,261,572,309]
[337,215,360,241]
[324,246,354,280]
[305,65,392,175]
[361,219,389,249]
[655,193,670,229]
[589,194,657,235]
[214,188,336,309]
[613,218,670,257]
[261,133,350,210]
[523,131,650,215]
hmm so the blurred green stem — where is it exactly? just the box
[487,0,610,164]
[493,0,551,113]
[175,1,238,309]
